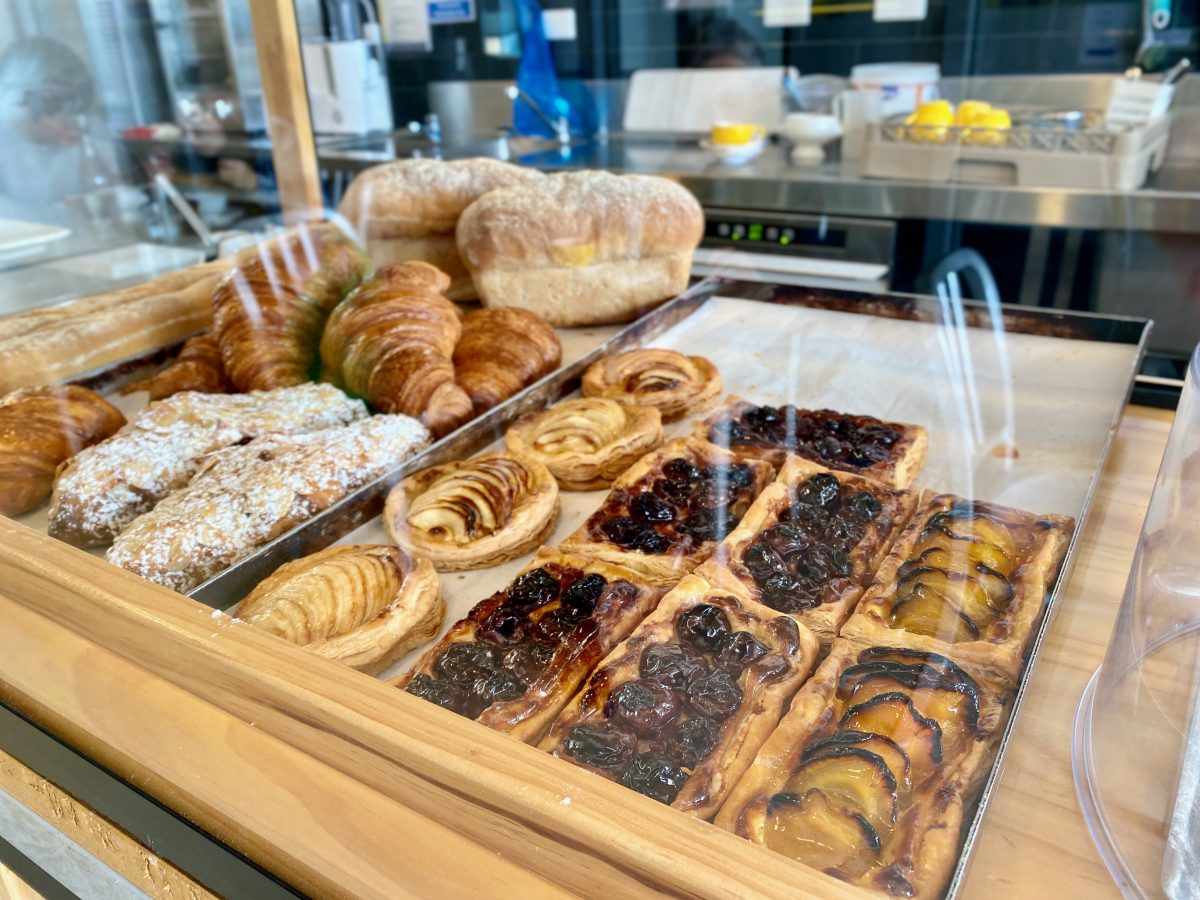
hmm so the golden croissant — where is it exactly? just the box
[320,261,473,438]
[213,225,369,392]
[123,334,233,401]
[0,385,126,516]
[234,544,443,674]
[453,307,561,415]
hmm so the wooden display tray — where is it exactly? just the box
[0,280,1151,898]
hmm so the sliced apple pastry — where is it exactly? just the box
[541,575,818,819]
[384,450,559,571]
[581,348,721,422]
[841,494,1073,686]
[233,544,442,675]
[715,639,1006,898]
[393,549,665,743]
[697,456,918,646]
[504,397,663,491]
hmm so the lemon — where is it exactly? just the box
[955,100,991,126]
[905,100,954,144]
[963,108,1011,147]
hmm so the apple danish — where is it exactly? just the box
[234,544,442,675]
[320,262,474,438]
[212,225,369,392]
[122,334,233,401]
[384,450,559,571]
[504,397,663,491]
[0,385,126,517]
[453,307,562,415]
[581,348,721,422]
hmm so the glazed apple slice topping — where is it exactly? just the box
[708,404,902,472]
[742,472,888,612]
[765,789,882,878]
[889,504,1022,642]
[587,457,761,555]
[561,602,782,805]
[783,750,899,837]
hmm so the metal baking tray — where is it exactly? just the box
[192,278,1151,898]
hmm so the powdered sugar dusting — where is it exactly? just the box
[49,383,367,545]
[106,415,430,593]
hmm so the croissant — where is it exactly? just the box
[0,385,126,516]
[320,262,473,438]
[213,225,369,392]
[122,334,233,401]
[234,544,443,675]
[453,308,561,415]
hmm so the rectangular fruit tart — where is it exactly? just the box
[540,575,819,819]
[714,638,1008,899]
[393,549,665,743]
[559,437,775,587]
[697,456,919,646]
[695,396,928,488]
[839,493,1074,687]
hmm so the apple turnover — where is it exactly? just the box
[715,639,1005,899]
[840,494,1073,687]
[541,575,818,819]
[581,348,721,422]
[384,450,559,571]
[234,544,442,675]
[504,397,663,491]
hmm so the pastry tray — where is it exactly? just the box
[190,280,1149,897]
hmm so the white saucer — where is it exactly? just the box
[700,137,766,165]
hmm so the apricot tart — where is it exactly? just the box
[504,397,663,491]
[581,348,721,422]
[698,456,918,646]
[541,576,818,818]
[715,640,1005,898]
[697,396,928,488]
[384,450,559,571]
[234,544,442,675]
[560,438,775,586]
[841,494,1073,686]
[393,549,665,742]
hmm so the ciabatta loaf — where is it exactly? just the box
[456,171,704,326]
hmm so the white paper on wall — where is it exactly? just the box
[379,0,433,48]
[764,0,812,28]
[874,0,929,22]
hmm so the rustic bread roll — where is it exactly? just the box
[456,171,705,327]
[337,158,542,301]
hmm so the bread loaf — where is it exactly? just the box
[337,158,541,301]
[456,171,704,327]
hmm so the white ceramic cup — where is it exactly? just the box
[833,90,883,159]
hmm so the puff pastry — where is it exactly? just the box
[383,450,559,571]
[581,348,721,422]
[715,638,1006,899]
[504,397,663,491]
[49,383,367,547]
[698,396,928,488]
[0,385,125,517]
[697,456,918,646]
[541,575,818,819]
[840,493,1073,688]
[453,307,562,415]
[560,438,774,586]
[106,414,431,593]
[394,549,665,743]
[234,544,442,675]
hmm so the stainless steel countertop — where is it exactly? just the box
[319,133,1200,234]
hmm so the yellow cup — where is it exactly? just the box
[710,121,765,146]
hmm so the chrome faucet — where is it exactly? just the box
[505,84,570,145]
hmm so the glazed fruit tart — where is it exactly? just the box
[697,396,928,488]
[559,438,775,587]
[698,456,918,646]
[716,640,1006,899]
[393,549,665,743]
[840,494,1073,687]
[581,348,721,422]
[541,575,818,819]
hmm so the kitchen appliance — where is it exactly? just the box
[303,39,394,135]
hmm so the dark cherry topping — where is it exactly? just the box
[561,573,607,614]
[631,491,676,522]
[662,716,722,769]
[469,669,527,709]
[640,643,708,691]
[676,603,732,652]
[564,723,638,769]
[434,643,497,684]
[605,679,680,735]
[709,404,902,472]
[405,674,468,712]
[620,753,688,805]
[475,607,533,645]
[687,669,743,721]
[744,473,885,613]
[501,642,555,683]
[716,631,770,671]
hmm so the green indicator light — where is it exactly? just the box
[732,233,740,240]
[748,223,763,241]
[780,235,790,245]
